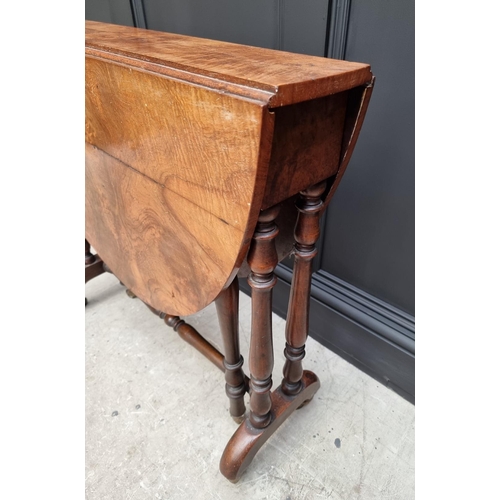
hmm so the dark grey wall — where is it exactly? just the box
[142,0,329,55]
[85,0,134,26]
[322,0,415,315]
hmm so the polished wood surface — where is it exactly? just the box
[85,21,371,107]
[262,93,347,209]
[85,58,273,316]
[86,20,374,483]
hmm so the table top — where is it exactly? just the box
[86,20,371,107]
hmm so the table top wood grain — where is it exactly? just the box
[86,20,371,107]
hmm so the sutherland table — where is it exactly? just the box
[85,20,374,482]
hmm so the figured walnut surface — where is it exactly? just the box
[85,57,273,315]
[85,21,371,107]
[85,21,373,316]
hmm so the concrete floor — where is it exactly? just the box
[85,272,414,500]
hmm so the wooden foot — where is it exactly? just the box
[220,370,320,482]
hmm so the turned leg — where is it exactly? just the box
[220,202,322,482]
[247,205,281,429]
[215,277,247,423]
[282,182,326,396]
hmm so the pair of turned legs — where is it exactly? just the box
[85,181,326,482]
[216,181,326,481]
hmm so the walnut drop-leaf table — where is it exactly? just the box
[85,20,374,482]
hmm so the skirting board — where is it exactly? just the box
[239,266,415,404]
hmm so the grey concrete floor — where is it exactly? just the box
[86,273,414,500]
